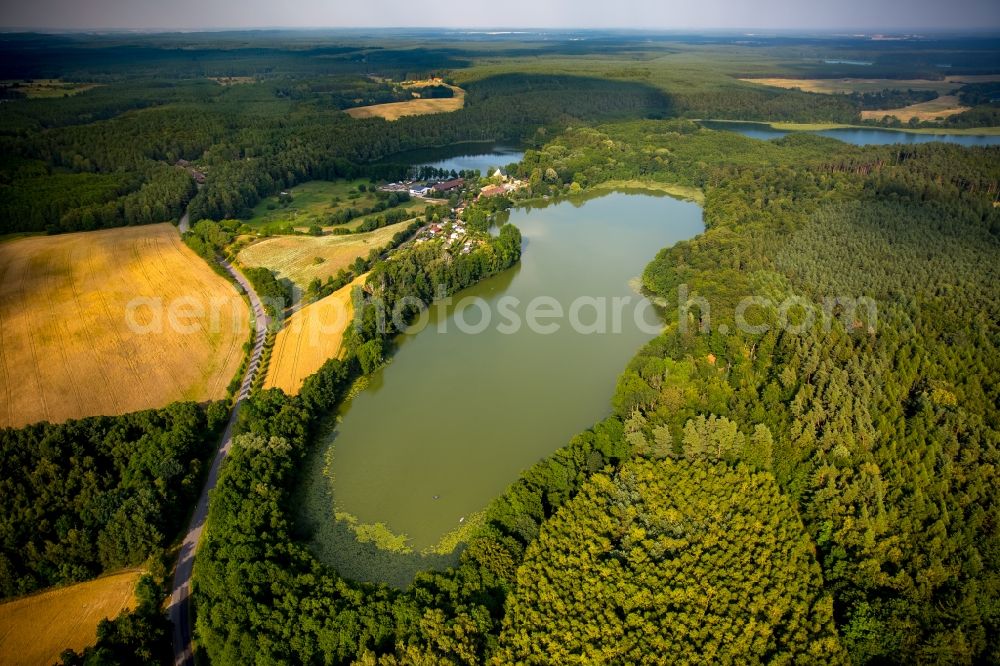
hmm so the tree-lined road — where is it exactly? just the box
[168,256,269,666]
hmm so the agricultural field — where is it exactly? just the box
[344,80,465,121]
[0,224,249,428]
[246,179,423,234]
[208,76,256,86]
[0,570,140,666]
[860,94,969,122]
[264,273,368,394]
[737,75,1000,122]
[738,77,962,95]
[0,78,102,98]
[237,219,412,291]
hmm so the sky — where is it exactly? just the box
[1,0,999,32]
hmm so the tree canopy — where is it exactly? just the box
[496,457,846,664]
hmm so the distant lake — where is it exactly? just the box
[699,120,1000,147]
[299,191,704,585]
[380,142,525,175]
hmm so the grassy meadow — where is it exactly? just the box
[237,220,413,291]
[245,179,424,235]
[246,180,373,233]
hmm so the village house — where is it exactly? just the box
[176,159,207,184]
[432,178,464,193]
[479,184,507,198]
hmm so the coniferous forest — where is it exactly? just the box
[0,28,998,666]
[187,125,1000,665]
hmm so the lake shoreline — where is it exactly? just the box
[699,117,1000,136]
[304,189,705,584]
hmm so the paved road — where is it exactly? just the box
[168,257,269,666]
[178,182,203,234]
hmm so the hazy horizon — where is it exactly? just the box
[2,0,998,32]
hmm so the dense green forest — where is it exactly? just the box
[350,222,523,348]
[496,457,845,664]
[546,122,1000,662]
[850,88,937,110]
[0,71,670,234]
[0,402,226,598]
[186,122,999,665]
[242,266,291,317]
[1,31,998,666]
[2,32,996,235]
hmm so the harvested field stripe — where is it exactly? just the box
[92,239,145,390]
[0,263,11,426]
[50,245,86,417]
[264,273,367,394]
[268,314,294,389]
[161,230,245,398]
[289,310,307,388]
[132,236,187,397]
[66,236,122,415]
[19,252,50,421]
[0,570,141,666]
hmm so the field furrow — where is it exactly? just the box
[0,224,250,427]
[0,570,140,666]
[264,273,366,394]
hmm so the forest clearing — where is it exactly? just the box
[344,81,465,120]
[739,76,950,94]
[737,76,1000,95]
[0,224,249,428]
[0,570,141,665]
[860,94,969,122]
[245,179,423,234]
[0,78,102,98]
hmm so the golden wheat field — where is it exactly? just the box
[739,77,959,95]
[0,570,140,665]
[0,224,249,428]
[265,273,368,394]
[237,221,411,291]
[860,94,969,122]
[739,75,1000,95]
[344,81,465,121]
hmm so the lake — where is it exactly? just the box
[300,191,704,583]
[380,142,525,175]
[699,120,1000,147]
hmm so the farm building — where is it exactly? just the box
[479,184,507,198]
[432,178,464,193]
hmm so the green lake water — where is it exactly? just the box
[300,190,704,583]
